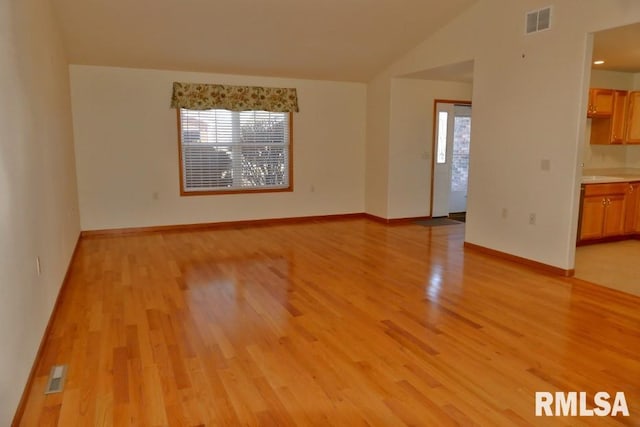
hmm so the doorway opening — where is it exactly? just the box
[431,100,472,221]
[573,22,640,297]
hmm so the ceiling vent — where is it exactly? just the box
[526,6,552,34]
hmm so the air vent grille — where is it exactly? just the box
[537,7,551,31]
[526,11,538,34]
[526,6,552,34]
[45,364,67,394]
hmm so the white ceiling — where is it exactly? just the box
[592,22,640,73]
[50,0,477,82]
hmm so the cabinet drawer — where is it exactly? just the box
[583,182,628,196]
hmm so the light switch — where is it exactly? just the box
[541,159,551,171]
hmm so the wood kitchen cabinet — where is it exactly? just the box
[610,90,628,143]
[579,183,627,241]
[587,88,614,118]
[590,90,628,145]
[626,91,640,144]
[624,182,640,234]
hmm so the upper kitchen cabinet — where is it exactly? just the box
[587,88,614,118]
[610,90,628,144]
[589,22,640,145]
[590,90,627,145]
[625,91,640,144]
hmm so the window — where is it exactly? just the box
[436,111,448,164]
[177,109,292,195]
[451,115,471,192]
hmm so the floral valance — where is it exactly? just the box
[170,82,299,112]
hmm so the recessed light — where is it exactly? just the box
[593,60,605,65]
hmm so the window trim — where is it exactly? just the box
[176,109,294,196]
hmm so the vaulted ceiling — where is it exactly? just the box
[51,0,477,82]
[592,22,640,73]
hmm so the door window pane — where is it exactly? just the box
[436,111,448,164]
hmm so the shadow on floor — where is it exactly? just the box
[415,217,463,227]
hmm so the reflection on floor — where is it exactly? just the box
[575,240,640,297]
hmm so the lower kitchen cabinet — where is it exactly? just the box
[624,182,640,234]
[579,183,628,241]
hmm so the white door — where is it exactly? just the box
[432,103,454,217]
[432,103,471,217]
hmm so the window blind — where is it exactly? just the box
[179,109,290,192]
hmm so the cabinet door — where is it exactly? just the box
[626,91,640,144]
[588,89,614,118]
[580,195,606,240]
[603,193,626,237]
[610,90,628,144]
[628,182,640,233]
[636,191,640,233]
[589,90,627,145]
[624,183,639,234]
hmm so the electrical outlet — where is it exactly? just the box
[529,213,536,225]
[501,208,508,219]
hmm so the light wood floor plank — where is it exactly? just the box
[16,218,640,426]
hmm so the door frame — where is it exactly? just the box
[429,99,472,218]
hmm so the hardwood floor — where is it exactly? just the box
[17,218,640,426]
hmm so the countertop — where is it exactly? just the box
[581,168,640,184]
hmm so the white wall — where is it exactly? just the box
[387,78,472,219]
[0,0,80,423]
[70,66,366,230]
[364,73,392,218]
[590,69,636,89]
[366,0,640,270]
